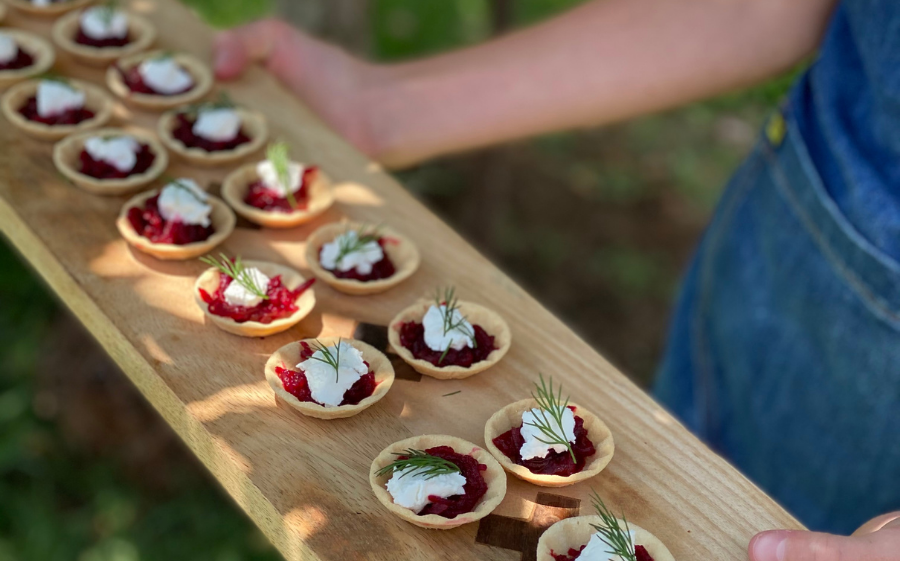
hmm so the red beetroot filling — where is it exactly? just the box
[398,322,496,367]
[243,167,319,213]
[171,112,251,152]
[117,64,193,96]
[126,194,214,245]
[18,96,95,126]
[0,48,35,71]
[395,445,488,519]
[198,273,315,324]
[491,408,596,477]
[78,144,155,180]
[75,29,131,48]
[275,342,376,406]
[321,238,396,282]
[552,544,654,561]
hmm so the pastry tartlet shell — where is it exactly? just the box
[116,189,236,261]
[0,31,55,89]
[304,222,420,296]
[107,50,212,110]
[1,78,112,140]
[158,106,267,166]
[194,261,316,338]
[52,10,156,66]
[388,298,512,380]
[265,337,394,420]
[221,163,335,229]
[53,127,168,195]
[483,398,615,487]
[0,3,7,22]
[536,516,675,561]
[369,434,508,530]
[4,0,94,17]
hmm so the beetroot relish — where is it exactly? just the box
[322,238,396,282]
[275,342,376,406]
[398,322,496,367]
[18,96,95,126]
[126,194,214,245]
[491,410,596,476]
[243,167,318,213]
[75,29,131,48]
[551,544,655,561]
[171,112,251,152]
[118,64,192,96]
[399,446,488,519]
[198,273,314,324]
[0,48,34,71]
[78,144,155,180]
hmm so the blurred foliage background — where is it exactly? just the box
[0,0,796,559]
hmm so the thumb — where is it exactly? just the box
[213,18,292,80]
[749,526,900,561]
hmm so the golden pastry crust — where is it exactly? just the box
[116,189,236,261]
[0,30,55,89]
[4,0,93,17]
[265,337,394,420]
[304,222,420,295]
[53,127,168,196]
[221,163,335,229]
[387,297,512,380]
[1,78,113,141]
[0,3,7,22]
[194,261,316,338]
[106,50,212,110]
[51,10,156,67]
[536,516,675,561]
[369,434,508,530]
[157,106,268,166]
[483,398,615,487]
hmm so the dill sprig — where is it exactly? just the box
[589,490,636,561]
[163,177,206,205]
[199,253,269,301]
[375,449,461,480]
[333,225,382,268]
[525,374,576,462]
[307,339,342,383]
[433,286,477,365]
[184,91,236,117]
[266,141,298,209]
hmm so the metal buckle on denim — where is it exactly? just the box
[765,109,787,148]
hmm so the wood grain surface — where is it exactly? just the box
[0,1,804,559]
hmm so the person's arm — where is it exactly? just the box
[214,0,836,168]
[749,511,900,561]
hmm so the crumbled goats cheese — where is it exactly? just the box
[297,340,368,407]
[386,466,466,513]
[192,108,241,142]
[256,159,304,196]
[519,407,576,460]
[578,530,636,561]
[0,33,17,65]
[319,231,384,275]
[84,136,140,173]
[223,267,269,308]
[138,57,194,96]
[80,7,129,41]
[157,178,211,227]
[37,80,85,119]
[422,304,474,352]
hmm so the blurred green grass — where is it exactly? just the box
[0,0,794,559]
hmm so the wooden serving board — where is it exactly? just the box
[0,1,804,560]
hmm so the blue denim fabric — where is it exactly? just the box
[654,1,900,534]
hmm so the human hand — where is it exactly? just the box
[749,512,900,561]
[212,18,386,159]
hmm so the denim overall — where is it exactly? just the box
[654,1,900,534]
